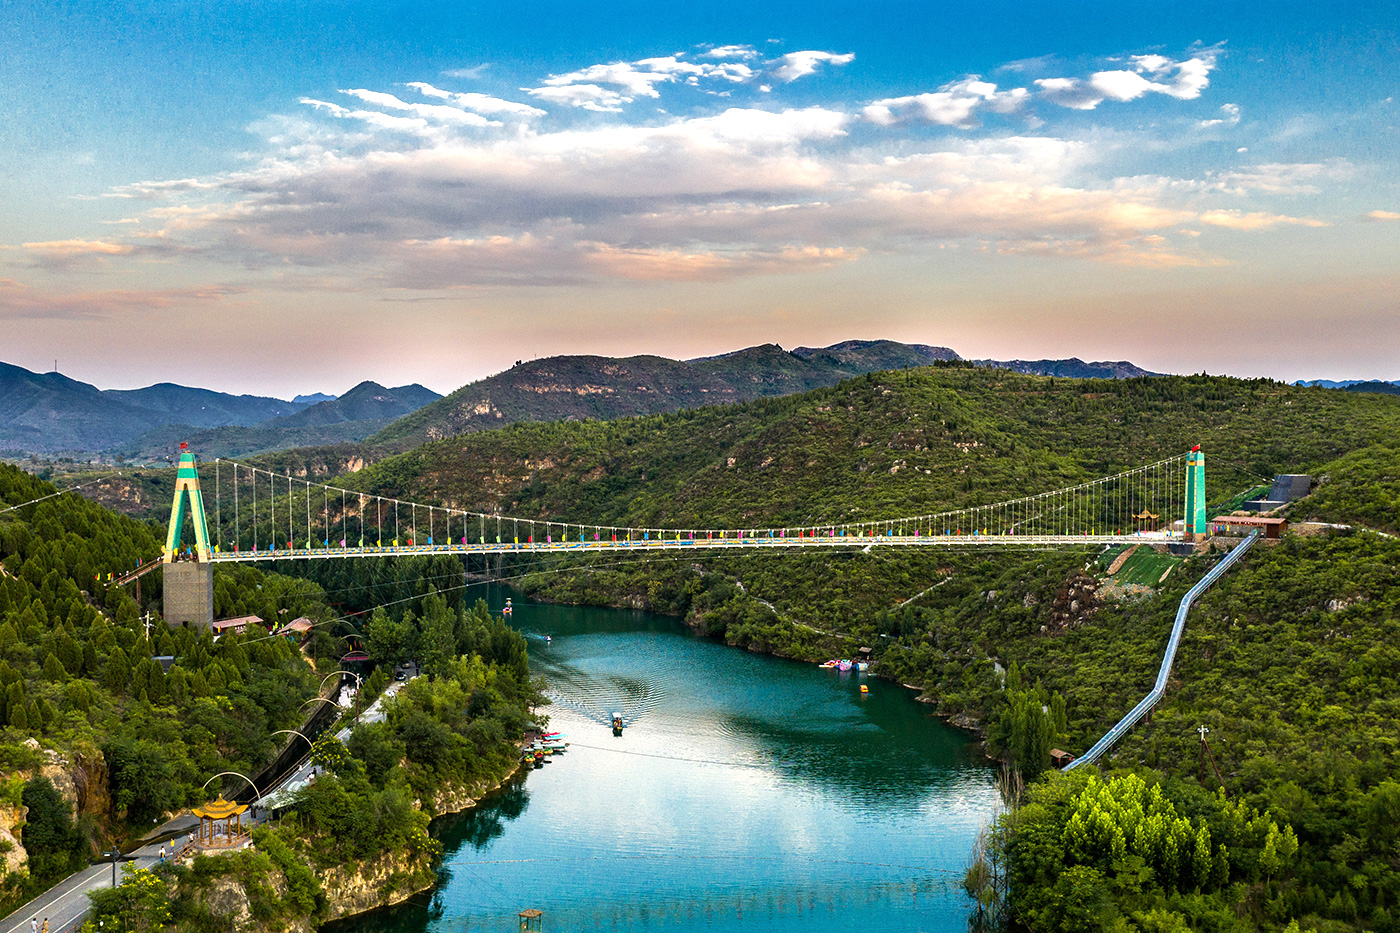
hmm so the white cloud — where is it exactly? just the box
[865,78,1027,127]
[406,83,546,117]
[98,46,1338,287]
[1130,54,1174,74]
[701,45,758,60]
[540,61,675,98]
[1199,103,1241,127]
[525,84,629,112]
[523,53,763,109]
[442,64,490,80]
[1210,160,1352,196]
[1198,210,1328,230]
[1090,70,1158,102]
[1037,52,1218,110]
[340,88,499,126]
[1361,210,1400,221]
[1034,77,1102,110]
[770,51,855,83]
[301,98,431,132]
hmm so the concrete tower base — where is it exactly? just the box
[164,562,214,630]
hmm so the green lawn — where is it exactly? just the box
[1111,548,1182,586]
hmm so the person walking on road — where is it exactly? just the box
[159,844,166,863]
[40,919,48,933]
[30,917,36,933]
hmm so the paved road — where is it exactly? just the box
[0,835,187,933]
[0,676,415,933]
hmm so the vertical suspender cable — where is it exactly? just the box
[215,459,221,552]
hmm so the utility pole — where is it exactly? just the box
[105,845,120,886]
[1198,724,1227,796]
[142,611,153,643]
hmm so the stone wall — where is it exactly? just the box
[164,561,213,629]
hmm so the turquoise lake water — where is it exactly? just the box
[328,588,999,932]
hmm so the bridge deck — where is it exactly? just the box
[202,533,1179,562]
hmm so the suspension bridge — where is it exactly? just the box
[139,443,1211,627]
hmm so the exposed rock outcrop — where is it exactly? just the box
[320,848,437,921]
[0,742,112,878]
[1040,573,1101,635]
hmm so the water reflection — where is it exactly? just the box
[329,587,997,933]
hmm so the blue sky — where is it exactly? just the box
[2,1,1396,396]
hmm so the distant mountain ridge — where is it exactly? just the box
[366,340,1159,451]
[1295,379,1400,393]
[0,362,311,455]
[119,382,442,460]
[261,382,441,429]
[973,357,1157,380]
[1343,381,1400,396]
[0,343,1170,458]
[0,361,440,458]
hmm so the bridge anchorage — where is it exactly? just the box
[155,445,1212,630]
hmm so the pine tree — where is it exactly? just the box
[42,652,66,683]
[7,695,27,730]
[103,646,131,693]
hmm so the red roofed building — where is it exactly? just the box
[276,617,314,638]
[211,615,264,635]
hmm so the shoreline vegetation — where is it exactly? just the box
[119,597,542,932]
[0,455,541,932]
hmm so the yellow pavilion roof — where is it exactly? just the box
[192,795,247,819]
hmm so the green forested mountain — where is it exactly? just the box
[21,362,1400,930]
[0,464,535,930]
[365,340,960,451]
[330,364,1400,932]
[347,366,1399,529]
[364,339,1168,453]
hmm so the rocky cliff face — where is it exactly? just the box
[319,848,437,921]
[0,741,111,878]
[422,761,520,818]
[193,870,315,933]
[0,803,25,878]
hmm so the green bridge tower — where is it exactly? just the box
[163,443,214,629]
[1184,445,1207,541]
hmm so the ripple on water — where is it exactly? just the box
[327,588,998,933]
